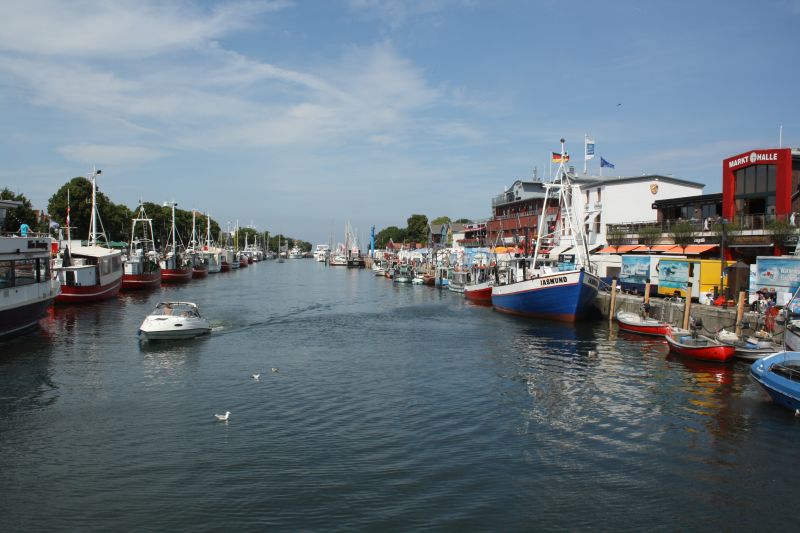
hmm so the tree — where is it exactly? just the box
[431,216,451,225]
[375,226,406,248]
[406,214,429,244]
[1,188,39,232]
[453,218,472,224]
[766,219,797,253]
[605,226,627,251]
[47,177,96,240]
[670,221,695,252]
[638,225,662,250]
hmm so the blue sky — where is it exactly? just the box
[0,0,797,245]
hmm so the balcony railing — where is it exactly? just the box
[608,213,795,234]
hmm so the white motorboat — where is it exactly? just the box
[138,302,211,340]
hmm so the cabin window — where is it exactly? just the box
[0,260,13,288]
[14,259,36,287]
[112,254,122,272]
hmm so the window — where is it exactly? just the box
[756,165,767,193]
[14,259,35,287]
[745,166,756,194]
[0,261,12,288]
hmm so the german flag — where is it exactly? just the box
[551,152,570,163]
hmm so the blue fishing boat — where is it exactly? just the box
[491,139,600,322]
[750,351,800,413]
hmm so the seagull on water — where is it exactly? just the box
[214,411,230,421]
[252,373,260,381]
[271,367,279,373]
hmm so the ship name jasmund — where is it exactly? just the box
[540,276,568,287]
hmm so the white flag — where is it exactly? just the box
[585,137,595,160]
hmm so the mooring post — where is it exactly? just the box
[735,291,746,338]
[682,282,693,329]
[609,278,618,323]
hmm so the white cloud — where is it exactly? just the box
[0,0,291,57]
[57,144,167,166]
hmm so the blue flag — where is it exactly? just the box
[600,157,615,169]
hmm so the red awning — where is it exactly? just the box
[596,245,639,253]
[669,244,719,255]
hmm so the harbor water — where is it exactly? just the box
[1,260,797,531]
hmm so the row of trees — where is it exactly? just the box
[3,179,310,252]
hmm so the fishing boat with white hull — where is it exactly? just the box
[491,139,600,322]
[0,204,60,339]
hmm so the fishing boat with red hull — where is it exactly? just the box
[122,203,161,291]
[664,324,735,363]
[616,310,671,336]
[55,169,123,303]
[464,281,493,304]
[159,201,192,283]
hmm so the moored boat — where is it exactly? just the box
[616,310,671,336]
[750,351,800,413]
[464,280,492,303]
[122,203,161,291]
[715,329,781,361]
[490,139,600,322]
[138,301,212,341]
[55,169,123,303]
[664,325,735,362]
[0,217,60,339]
[159,202,192,283]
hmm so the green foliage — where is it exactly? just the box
[605,226,628,250]
[1,188,39,232]
[637,225,662,249]
[766,219,797,251]
[47,177,131,241]
[431,216,451,225]
[670,221,695,251]
[406,214,429,244]
[375,226,407,248]
[453,218,472,224]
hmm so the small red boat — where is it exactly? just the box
[616,311,671,336]
[122,269,161,290]
[464,281,492,304]
[664,326,735,363]
[161,265,193,283]
[191,260,209,278]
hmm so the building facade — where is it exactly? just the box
[486,174,705,251]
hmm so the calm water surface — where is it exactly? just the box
[1,260,797,531]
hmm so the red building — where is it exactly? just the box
[722,148,800,227]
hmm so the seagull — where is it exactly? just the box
[214,411,230,421]
[795,409,800,417]
[251,373,260,381]
[271,367,279,373]
[588,350,598,356]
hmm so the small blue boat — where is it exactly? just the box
[750,351,800,413]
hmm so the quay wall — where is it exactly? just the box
[592,291,779,337]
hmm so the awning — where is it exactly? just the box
[597,245,639,254]
[642,244,678,252]
[670,244,718,255]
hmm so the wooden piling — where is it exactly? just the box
[609,278,618,323]
[682,283,693,329]
[735,291,746,337]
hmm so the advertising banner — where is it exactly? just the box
[658,260,689,292]
[620,255,651,285]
